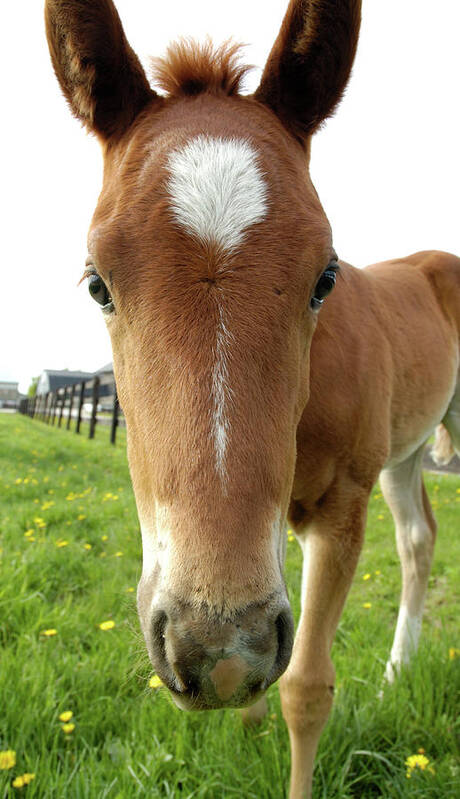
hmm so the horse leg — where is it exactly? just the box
[379,446,437,682]
[281,490,367,799]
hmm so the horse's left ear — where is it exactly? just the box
[45,0,158,142]
[254,0,361,141]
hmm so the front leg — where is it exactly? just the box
[282,493,367,799]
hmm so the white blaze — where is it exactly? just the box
[212,304,233,480]
[167,135,268,479]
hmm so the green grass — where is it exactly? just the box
[0,414,459,798]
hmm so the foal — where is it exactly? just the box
[45,1,460,796]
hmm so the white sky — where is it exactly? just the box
[2,1,459,393]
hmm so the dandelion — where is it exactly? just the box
[126,587,135,593]
[101,535,108,541]
[362,602,372,609]
[24,530,34,538]
[41,501,55,511]
[99,620,115,631]
[149,675,163,689]
[363,573,371,581]
[56,540,68,548]
[377,514,384,520]
[83,543,92,550]
[78,515,86,521]
[15,478,22,485]
[449,647,460,660]
[59,711,73,722]
[40,629,57,637]
[0,750,16,769]
[375,569,381,575]
[61,723,75,734]
[12,773,35,788]
[405,753,435,778]
[114,551,123,557]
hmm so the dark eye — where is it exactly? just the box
[310,261,339,311]
[87,273,113,312]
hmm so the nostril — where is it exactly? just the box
[151,609,167,667]
[263,608,294,689]
[151,611,185,694]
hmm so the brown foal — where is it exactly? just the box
[45,1,460,796]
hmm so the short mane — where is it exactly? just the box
[149,39,252,98]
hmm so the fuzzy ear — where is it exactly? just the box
[254,0,361,141]
[45,0,157,141]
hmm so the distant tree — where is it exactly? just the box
[28,377,39,397]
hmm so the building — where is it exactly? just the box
[0,381,20,408]
[36,369,94,396]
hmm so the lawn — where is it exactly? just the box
[0,413,459,797]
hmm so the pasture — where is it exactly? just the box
[1,413,458,797]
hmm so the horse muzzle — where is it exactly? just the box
[144,594,294,709]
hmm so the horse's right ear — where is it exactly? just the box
[45,0,159,142]
[254,0,361,142]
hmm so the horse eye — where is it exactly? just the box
[310,261,339,311]
[87,273,113,311]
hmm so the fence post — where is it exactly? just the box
[51,392,59,426]
[110,392,119,445]
[44,392,50,423]
[58,386,67,428]
[67,384,75,430]
[46,392,53,424]
[89,377,100,439]
[76,382,85,434]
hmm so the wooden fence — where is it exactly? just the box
[18,375,125,444]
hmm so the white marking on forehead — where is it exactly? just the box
[166,135,268,251]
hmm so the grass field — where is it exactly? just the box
[1,413,459,798]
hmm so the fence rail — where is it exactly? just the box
[18,376,125,444]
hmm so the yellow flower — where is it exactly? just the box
[114,551,123,557]
[15,478,22,485]
[59,711,73,722]
[377,514,384,520]
[375,569,381,575]
[24,530,34,538]
[0,750,16,769]
[56,540,68,548]
[126,587,135,593]
[12,773,35,788]
[61,723,75,734]
[405,753,435,778]
[99,620,115,630]
[40,629,57,637]
[449,647,460,660]
[101,535,108,541]
[78,515,86,521]
[363,573,371,581]
[362,602,372,609]
[83,543,92,550]
[149,674,163,689]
